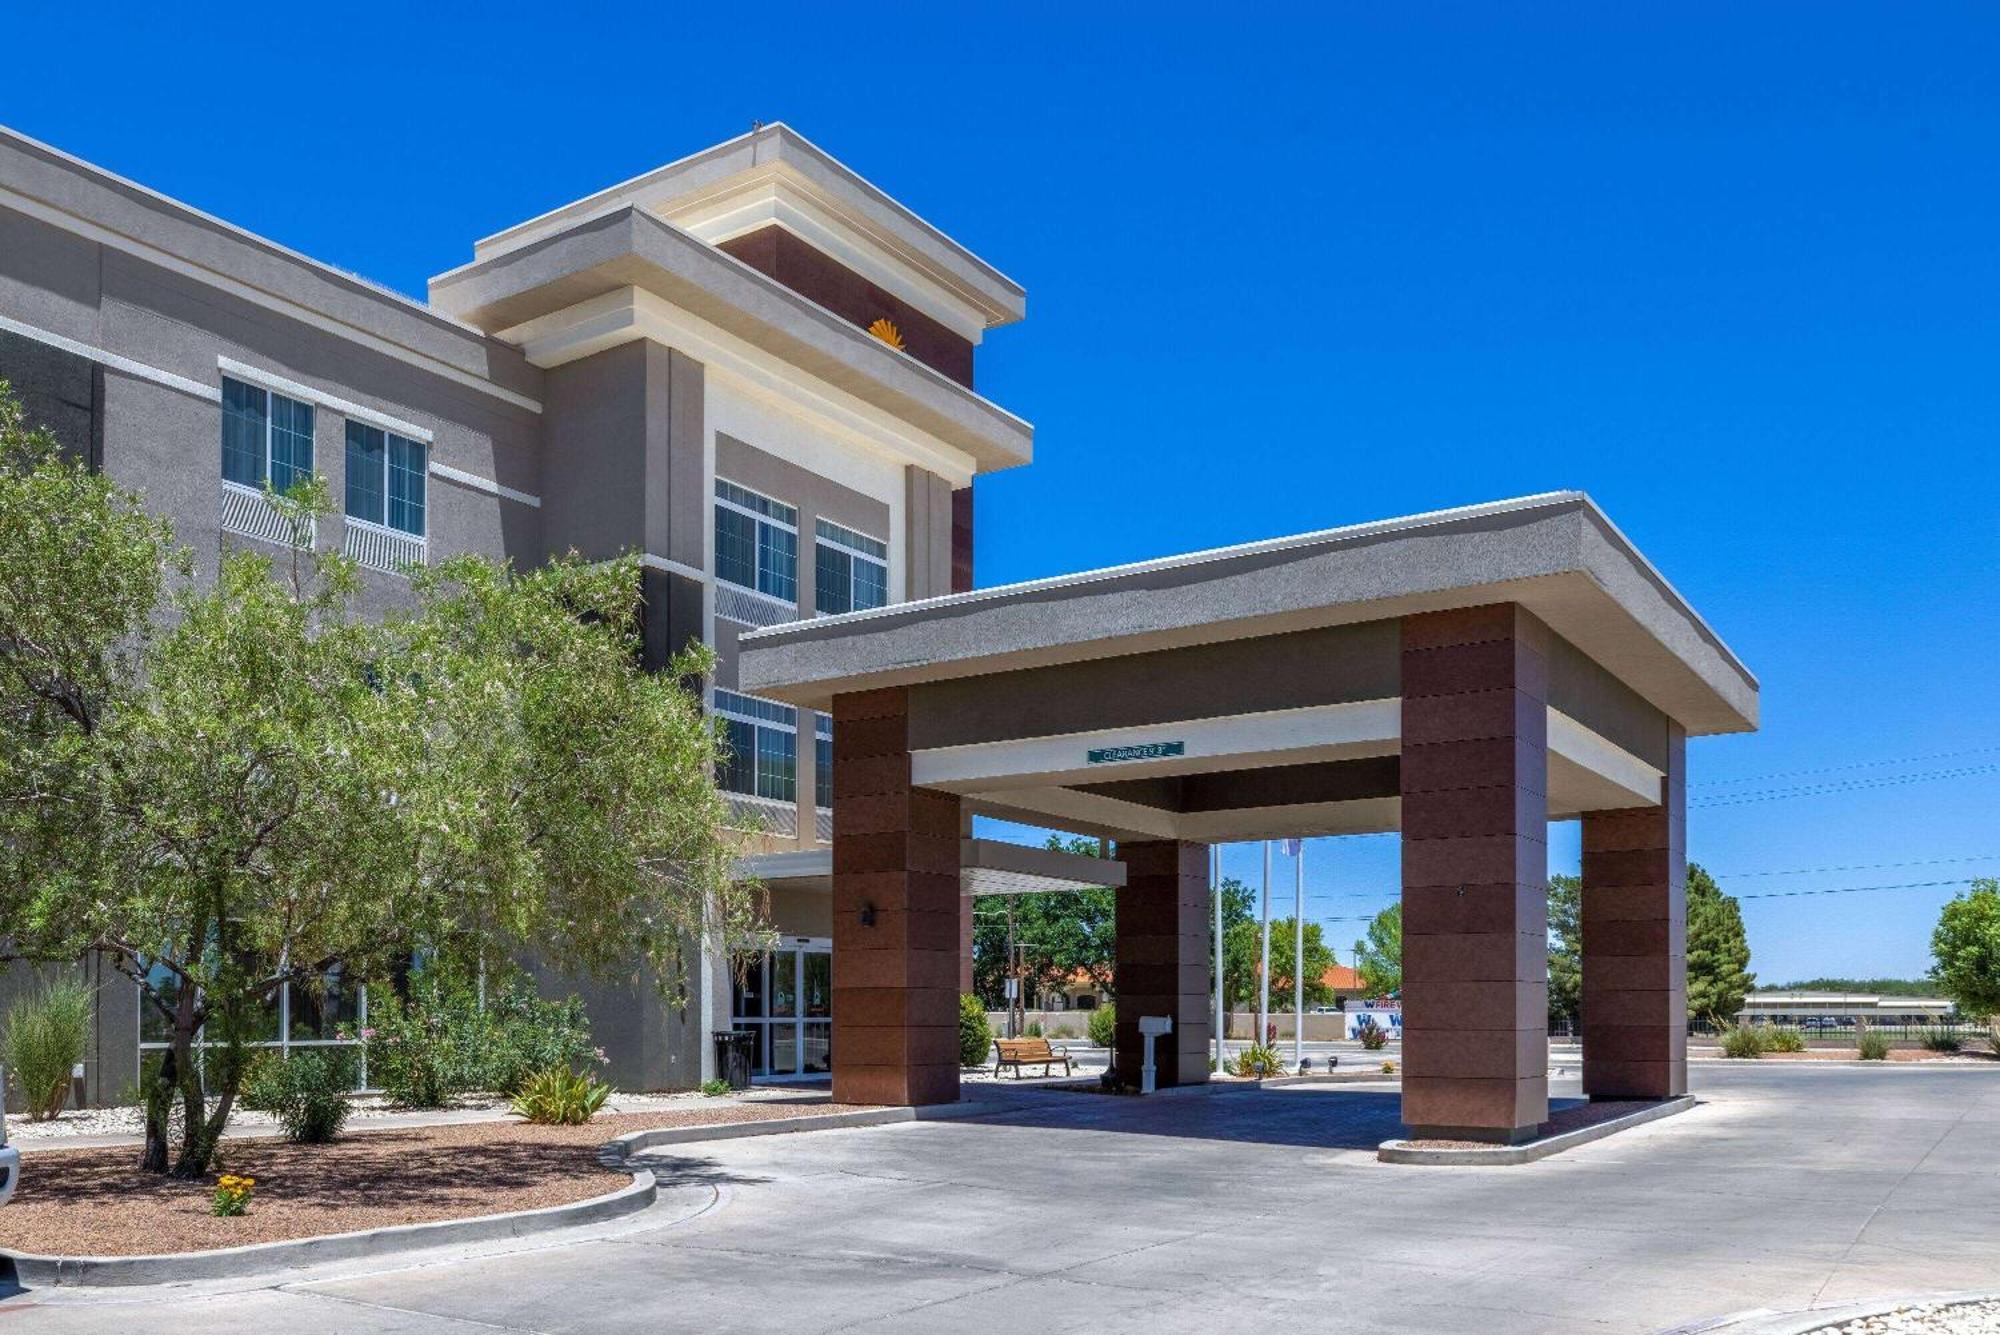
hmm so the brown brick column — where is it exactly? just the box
[1113,840,1212,1089]
[830,687,962,1106]
[1581,722,1688,1099]
[1400,604,1550,1144]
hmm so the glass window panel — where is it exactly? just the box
[139,960,184,1045]
[769,1023,797,1076]
[814,517,886,561]
[718,717,757,795]
[268,394,315,493]
[715,479,797,526]
[816,543,852,615]
[221,378,267,486]
[715,505,757,590]
[804,952,831,1018]
[344,422,386,525]
[758,523,797,602]
[756,726,796,802]
[289,968,361,1042]
[801,1023,831,1075]
[715,690,795,728]
[387,434,426,535]
[731,952,765,1020]
[815,731,833,807]
[770,952,797,1018]
[853,556,888,611]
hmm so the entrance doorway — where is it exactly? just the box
[731,937,832,1079]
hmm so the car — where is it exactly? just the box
[0,1080,16,1207]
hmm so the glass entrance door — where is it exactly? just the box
[731,938,832,1079]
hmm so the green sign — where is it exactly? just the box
[1087,741,1186,765]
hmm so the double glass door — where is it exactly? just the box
[731,938,831,1078]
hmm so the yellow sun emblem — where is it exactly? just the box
[866,317,906,351]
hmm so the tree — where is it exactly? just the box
[1353,903,1402,996]
[1547,874,1582,1031]
[1930,879,2000,1040]
[0,393,753,1176]
[1222,915,1337,1013]
[1686,862,1754,1025]
[971,837,1115,1007]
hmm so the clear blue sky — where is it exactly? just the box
[8,4,1997,985]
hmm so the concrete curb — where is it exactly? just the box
[1377,1094,1696,1165]
[1659,1289,2000,1333]
[0,1169,657,1289]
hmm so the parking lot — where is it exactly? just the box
[7,1063,1998,1333]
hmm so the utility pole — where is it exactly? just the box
[1259,841,1272,1048]
[1005,898,1018,1038]
[1293,841,1305,1071]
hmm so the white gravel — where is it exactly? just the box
[1819,1300,2000,1333]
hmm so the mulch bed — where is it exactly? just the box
[0,1101,866,1257]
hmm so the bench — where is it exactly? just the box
[993,1037,1073,1079]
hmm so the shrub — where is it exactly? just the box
[1920,1028,1962,1053]
[509,1066,611,1125]
[2,978,93,1121]
[699,1078,730,1097]
[1229,1043,1286,1078]
[1026,1020,1044,1039]
[1087,1005,1116,1049]
[1048,1025,1078,1040]
[1857,1030,1891,1061]
[241,1048,355,1143]
[211,1173,255,1217]
[958,994,994,1068]
[474,985,602,1096]
[1354,1016,1388,1051]
[1719,1026,1766,1059]
[1381,1060,1396,1075]
[364,976,603,1107]
[365,989,473,1108]
[1764,1027,1807,1054]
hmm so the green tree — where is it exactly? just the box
[971,837,1115,1007]
[1930,879,2000,1041]
[1686,862,1754,1025]
[1222,915,1337,1013]
[1353,903,1402,996]
[1547,874,1582,1031]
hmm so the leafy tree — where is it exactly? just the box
[1353,903,1402,996]
[0,395,752,1177]
[1222,915,1337,1013]
[1547,874,1582,1031]
[971,837,1115,1007]
[1930,879,2000,1040]
[1686,862,1754,1025]
[1768,977,1941,997]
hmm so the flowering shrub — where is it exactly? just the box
[241,1048,355,1143]
[1354,1016,1389,1051]
[211,1173,255,1217]
[365,977,605,1108]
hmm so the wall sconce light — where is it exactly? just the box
[858,902,876,927]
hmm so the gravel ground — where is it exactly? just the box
[1817,1299,2000,1332]
[0,1099,867,1257]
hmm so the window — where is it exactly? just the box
[815,714,833,809]
[814,519,888,615]
[221,376,314,492]
[714,689,797,802]
[715,480,798,604]
[344,421,427,536]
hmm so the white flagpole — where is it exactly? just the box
[1212,844,1224,1071]
[1259,841,1272,1049]
[1293,842,1305,1070]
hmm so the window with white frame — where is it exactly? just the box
[815,714,833,810]
[138,963,369,1092]
[814,518,888,615]
[714,688,798,802]
[222,376,315,492]
[714,480,798,605]
[344,421,427,536]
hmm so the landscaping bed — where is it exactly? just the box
[0,1102,861,1257]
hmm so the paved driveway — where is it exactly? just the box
[7,1064,1998,1333]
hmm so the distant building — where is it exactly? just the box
[1737,991,1955,1026]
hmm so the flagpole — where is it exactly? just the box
[1258,841,1272,1049]
[1293,841,1305,1071]
[1212,844,1224,1072]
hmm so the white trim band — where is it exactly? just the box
[0,313,219,402]
[640,553,707,582]
[218,357,433,442]
[427,460,540,508]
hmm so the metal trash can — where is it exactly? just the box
[712,1030,756,1090]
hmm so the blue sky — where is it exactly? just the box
[7,4,1997,984]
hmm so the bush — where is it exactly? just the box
[365,988,473,1108]
[509,1066,611,1125]
[241,1048,355,1143]
[2,978,93,1120]
[1026,1020,1044,1039]
[1354,1016,1388,1051]
[1921,1027,1962,1053]
[1087,1005,1116,1049]
[1229,1043,1286,1078]
[364,976,603,1107]
[474,986,602,1096]
[699,1078,730,1097]
[211,1173,255,1217]
[957,994,993,1068]
[1719,1026,1766,1059]
[1857,1030,1891,1061]
[1764,1027,1807,1054]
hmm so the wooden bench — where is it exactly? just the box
[993,1037,1073,1079]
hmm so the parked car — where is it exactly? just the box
[0,1072,17,1207]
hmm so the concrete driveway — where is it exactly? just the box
[6,1064,1998,1333]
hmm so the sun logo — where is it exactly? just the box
[866,317,906,351]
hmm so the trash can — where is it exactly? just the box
[712,1030,755,1090]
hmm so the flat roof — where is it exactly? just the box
[737,492,1759,736]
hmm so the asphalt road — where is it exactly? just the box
[7,1063,1998,1333]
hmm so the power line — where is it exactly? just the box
[1690,763,2000,809]
[1715,854,2000,880]
[1695,744,2000,788]
[1734,878,1973,902]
